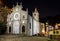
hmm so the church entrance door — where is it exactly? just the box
[22,25,25,34]
[13,21,19,34]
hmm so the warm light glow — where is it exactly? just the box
[0,0,2,4]
[22,21,25,23]
[9,22,11,25]
[16,8,18,11]
[42,30,45,33]
[42,28,45,33]
[45,31,48,36]
[11,8,13,12]
[55,23,60,29]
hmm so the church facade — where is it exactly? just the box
[7,3,40,36]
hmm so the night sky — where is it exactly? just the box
[2,0,60,18]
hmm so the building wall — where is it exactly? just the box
[49,29,60,35]
[28,15,33,36]
[40,23,45,34]
[33,19,40,35]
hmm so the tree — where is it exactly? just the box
[0,6,11,24]
[0,21,7,34]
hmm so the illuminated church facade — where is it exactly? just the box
[7,3,40,36]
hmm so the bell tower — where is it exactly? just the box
[33,8,39,21]
[32,8,40,35]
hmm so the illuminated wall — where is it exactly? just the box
[40,23,45,34]
[13,21,19,34]
[33,19,39,35]
[29,15,33,36]
[49,29,60,35]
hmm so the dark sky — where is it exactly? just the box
[2,0,60,18]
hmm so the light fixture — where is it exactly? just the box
[42,28,45,34]
[9,22,11,25]
[42,30,45,33]
[22,21,25,23]
[16,8,18,11]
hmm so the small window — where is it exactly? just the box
[30,23,31,29]
[10,18,11,20]
[23,16,25,18]
[56,31,59,34]
[53,31,55,34]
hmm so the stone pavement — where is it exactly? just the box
[0,35,50,41]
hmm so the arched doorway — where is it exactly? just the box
[22,25,25,34]
[9,26,11,33]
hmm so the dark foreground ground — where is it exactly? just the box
[0,35,58,41]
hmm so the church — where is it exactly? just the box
[7,3,40,36]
